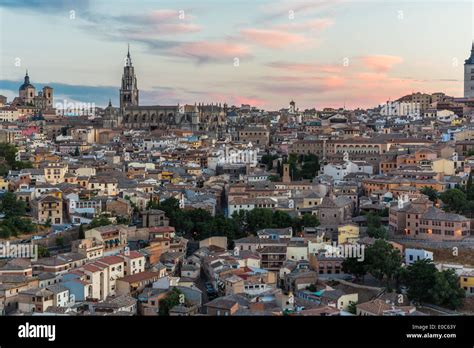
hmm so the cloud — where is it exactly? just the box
[240,29,308,49]
[170,41,252,64]
[257,0,342,23]
[0,0,90,12]
[359,55,403,73]
[274,18,334,32]
[266,61,343,74]
[115,9,202,36]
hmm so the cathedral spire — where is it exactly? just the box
[125,44,132,67]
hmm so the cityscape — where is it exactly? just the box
[0,1,474,341]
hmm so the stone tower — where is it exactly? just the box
[464,42,474,98]
[19,70,36,105]
[282,163,291,183]
[120,45,139,109]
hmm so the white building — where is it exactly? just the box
[321,152,373,181]
[436,109,457,123]
[405,248,433,265]
[0,107,20,122]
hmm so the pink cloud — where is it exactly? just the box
[171,41,251,63]
[275,18,334,32]
[267,61,343,74]
[125,9,201,36]
[360,55,403,73]
[233,96,266,107]
[323,75,345,88]
[241,29,307,49]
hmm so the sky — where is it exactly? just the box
[0,0,473,110]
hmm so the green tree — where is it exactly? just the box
[439,188,468,214]
[55,236,65,248]
[89,215,112,228]
[78,224,85,239]
[37,245,50,258]
[365,239,402,287]
[0,192,26,218]
[466,171,474,201]
[347,301,357,314]
[420,186,438,202]
[402,259,437,305]
[268,175,280,182]
[246,208,275,233]
[430,269,465,309]
[366,225,388,239]
[295,213,320,232]
[0,143,33,175]
[158,288,183,316]
[342,257,367,281]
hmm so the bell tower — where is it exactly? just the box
[464,41,474,98]
[120,44,139,109]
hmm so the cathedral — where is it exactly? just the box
[104,47,227,131]
[12,70,54,112]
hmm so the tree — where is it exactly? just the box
[0,192,26,218]
[268,175,280,182]
[366,225,388,239]
[347,302,357,315]
[0,143,18,167]
[420,186,438,202]
[296,213,320,231]
[246,208,275,233]
[158,288,183,316]
[55,236,65,248]
[403,260,465,309]
[365,212,387,239]
[342,257,367,281]
[0,143,33,175]
[89,215,112,228]
[78,224,85,239]
[74,146,80,156]
[439,189,468,214]
[37,245,50,258]
[365,239,402,287]
[430,269,465,309]
[466,171,474,201]
[402,259,437,305]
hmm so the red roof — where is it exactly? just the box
[97,255,124,265]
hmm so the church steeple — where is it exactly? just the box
[120,44,139,109]
[125,43,132,67]
[24,69,30,85]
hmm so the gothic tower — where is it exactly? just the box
[120,45,139,109]
[464,41,474,98]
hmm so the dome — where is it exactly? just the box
[19,71,35,91]
[19,83,35,91]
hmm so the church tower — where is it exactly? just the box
[120,45,139,109]
[464,42,474,98]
